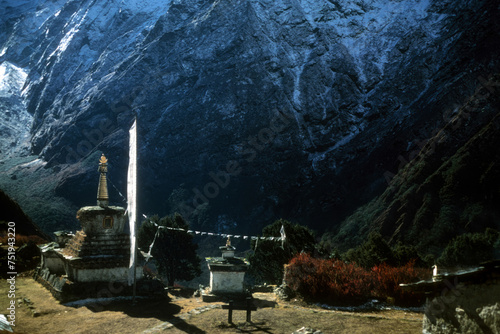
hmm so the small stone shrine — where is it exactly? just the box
[203,237,249,301]
[34,154,161,302]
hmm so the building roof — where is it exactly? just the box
[400,260,500,295]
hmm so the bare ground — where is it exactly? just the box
[0,276,423,334]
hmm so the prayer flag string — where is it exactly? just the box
[146,221,285,242]
[141,215,285,256]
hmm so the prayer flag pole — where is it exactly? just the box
[127,118,138,301]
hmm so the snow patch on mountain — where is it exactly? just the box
[0,61,31,157]
[0,61,27,95]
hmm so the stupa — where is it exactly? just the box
[203,237,249,301]
[35,154,160,302]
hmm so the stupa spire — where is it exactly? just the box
[97,153,109,207]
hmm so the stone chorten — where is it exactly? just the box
[203,237,249,301]
[35,154,150,302]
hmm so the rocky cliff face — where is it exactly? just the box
[1,0,499,235]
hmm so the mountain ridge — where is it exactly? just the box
[0,0,499,244]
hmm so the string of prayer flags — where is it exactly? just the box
[144,218,285,242]
[141,214,286,257]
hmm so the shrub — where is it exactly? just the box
[137,213,202,286]
[285,253,372,304]
[248,219,316,285]
[343,232,429,269]
[0,233,47,246]
[285,253,431,306]
[371,260,430,305]
[392,242,429,267]
[437,228,500,266]
[343,232,394,268]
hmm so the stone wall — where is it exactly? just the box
[65,266,143,283]
[210,271,246,294]
[34,267,163,302]
[42,251,65,275]
[423,279,500,334]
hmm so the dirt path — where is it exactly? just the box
[0,277,423,333]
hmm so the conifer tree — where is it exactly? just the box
[248,219,316,285]
[138,213,201,286]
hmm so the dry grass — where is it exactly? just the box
[0,277,423,334]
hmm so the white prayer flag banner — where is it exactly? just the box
[127,118,138,286]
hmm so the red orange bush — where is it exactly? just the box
[285,253,430,306]
[372,260,430,305]
[286,253,372,304]
[0,233,47,246]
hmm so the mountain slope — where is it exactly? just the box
[0,188,49,240]
[328,74,500,255]
[0,0,499,236]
